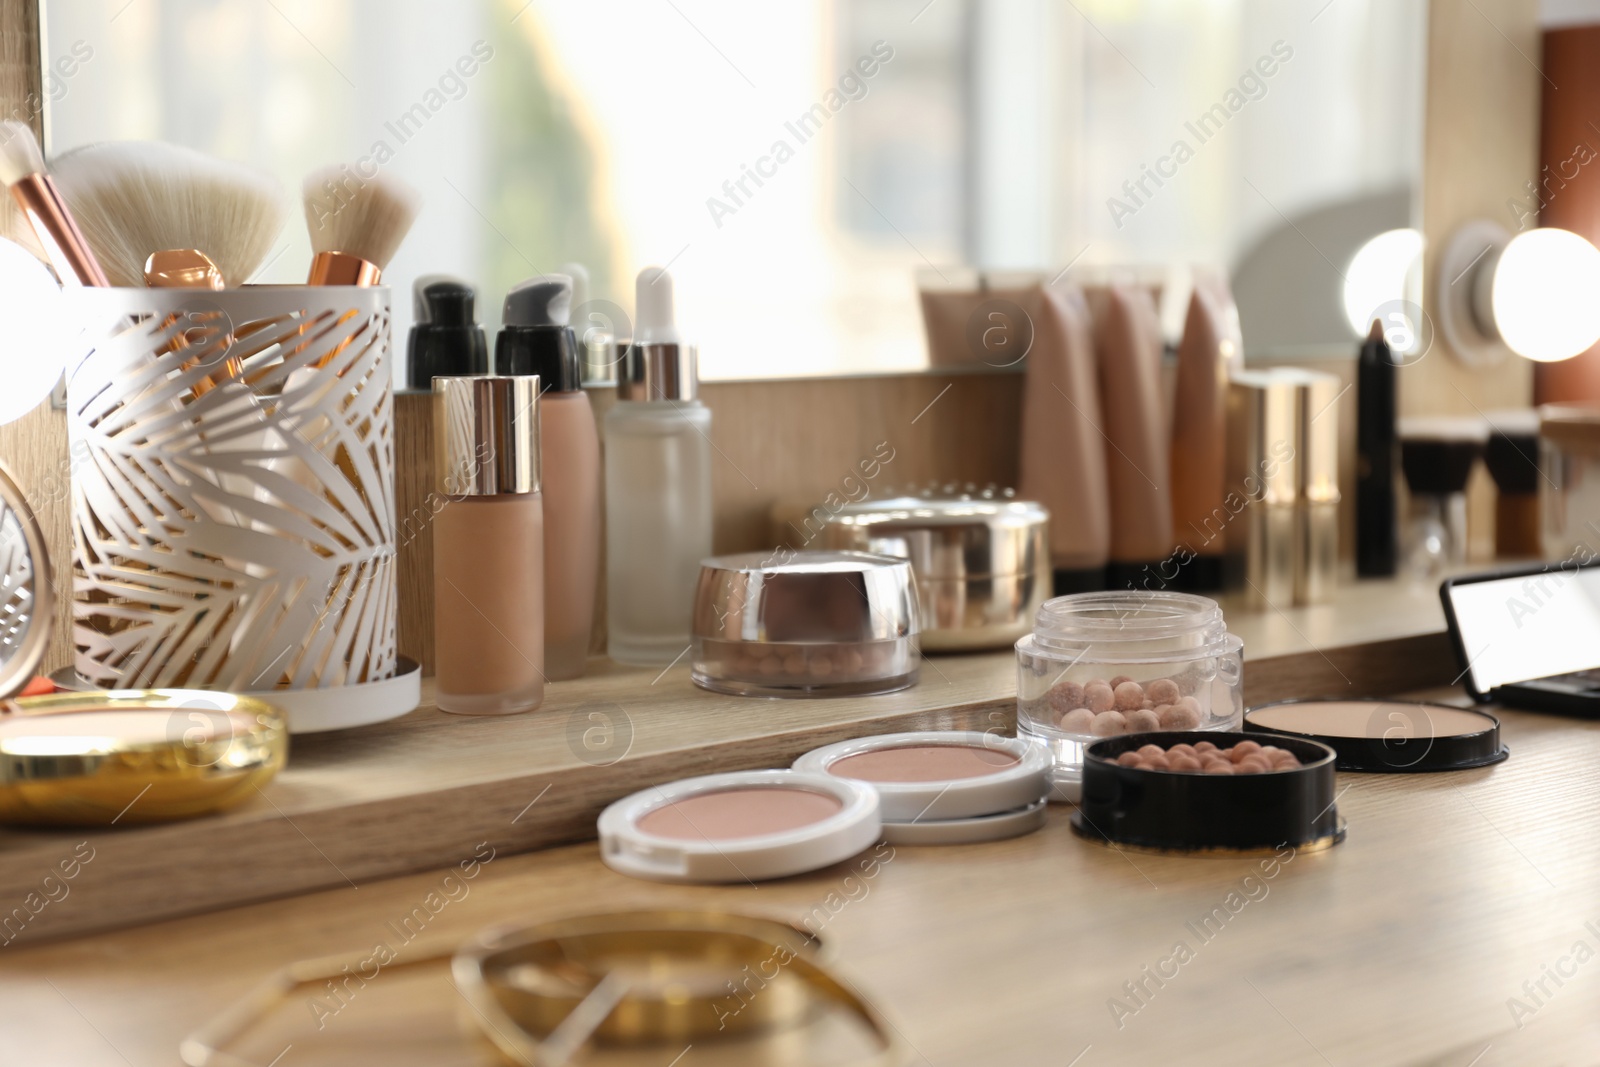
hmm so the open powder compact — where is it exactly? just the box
[0,464,287,825]
[794,731,1051,844]
[1074,731,1344,853]
[1244,699,1508,772]
[598,770,881,883]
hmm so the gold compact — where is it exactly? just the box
[0,463,287,826]
[181,909,908,1066]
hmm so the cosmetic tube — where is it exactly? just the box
[497,274,601,680]
[1170,274,1242,590]
[1017,283,1109,592]
[1088,284,1174,589]
[433,375,545,714]
[1355,321,1398,576]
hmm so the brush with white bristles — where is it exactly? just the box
[0,119,108,286]
[49,141,286,289]
[301,164,421,286]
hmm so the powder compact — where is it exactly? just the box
[184,909,908,1065]
[0,464,287,826]
[1243,699,1508,772]
[819,494,1051,651]
[598,770,881,883]
[690,550,920,698]
[1074,731,1343,853]
[794,731,1052,844]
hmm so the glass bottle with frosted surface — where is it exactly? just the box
[605,267,713,665]
[433,374,545,714]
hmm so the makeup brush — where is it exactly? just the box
[49,141,286,289]
[301,165,420,286]
[0,120,108,286]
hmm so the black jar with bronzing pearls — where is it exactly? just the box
[1073,731,1343,853]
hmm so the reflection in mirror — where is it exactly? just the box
[0,467,49,700]
[43,0,1423,380]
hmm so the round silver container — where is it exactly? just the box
[690,550,920,698]
[821,497,1050,651]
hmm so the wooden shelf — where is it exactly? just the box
[5,687,1596,1065]
[0,576,1462,946]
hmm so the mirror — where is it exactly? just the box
[42,0,1424,380]
[0,464,51,700]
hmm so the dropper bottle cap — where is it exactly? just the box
[495,273,581,392]
[620,265,696,401]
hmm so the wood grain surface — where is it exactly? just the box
[2,686,1594,1066]
[1415,0,1540,558]
[0,574,1458,947]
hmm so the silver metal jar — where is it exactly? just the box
[690,550,920,698]
[821,497,1050,651]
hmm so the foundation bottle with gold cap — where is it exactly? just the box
[432,375,545,714]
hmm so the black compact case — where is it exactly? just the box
[1073,731,1343,853]
[1244,699,1507,772]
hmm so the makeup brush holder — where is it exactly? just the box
[66,286,400,699]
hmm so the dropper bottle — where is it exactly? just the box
[603,266,713,665]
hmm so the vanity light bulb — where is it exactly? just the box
[0,236,67,425]
[1342,228,1423,342]
[1491,227,1600,362]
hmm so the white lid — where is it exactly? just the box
[598,770,880,884]
[635,266,682,345]
[881,799,1047,846]
[793,731,1051,822]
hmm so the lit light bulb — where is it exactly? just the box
[0,237,67,424]
[1491,227,1600,362]
[1343,228,1424,340]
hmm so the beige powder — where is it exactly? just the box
[636,788,843,842]
[1248,701,1496,738]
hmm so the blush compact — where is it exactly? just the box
[794,731,1052,844]
[598,770,881,883]
[0,464,286,825]
[1074,731,1344,853]
[1243,699,1508,772]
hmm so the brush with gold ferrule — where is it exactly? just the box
[0,120,108,287]
[302,164,421,286]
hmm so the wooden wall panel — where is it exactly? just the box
[1415,0,1541,558]
[1534,24,1600,405]
[398,372,1025,670]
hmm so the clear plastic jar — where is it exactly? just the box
[1015,591,1243,790]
